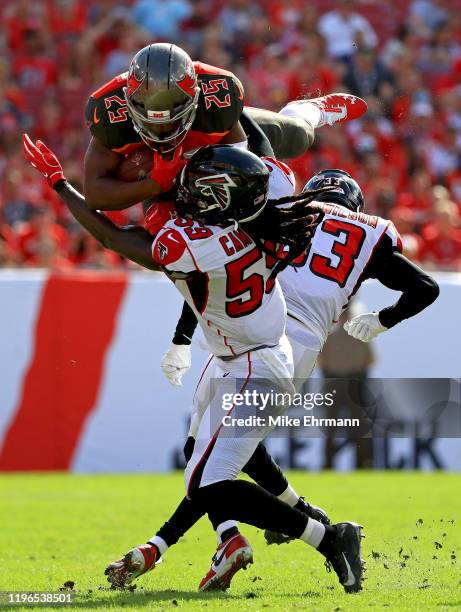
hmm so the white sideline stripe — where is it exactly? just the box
[0,274,47,449]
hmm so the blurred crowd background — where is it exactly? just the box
[1,0,461,270]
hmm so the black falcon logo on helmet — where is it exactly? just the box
[195,174,238,210]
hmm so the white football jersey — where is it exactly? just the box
[152,218,286,357]
[263,156,296,199]
[279,203,402,349]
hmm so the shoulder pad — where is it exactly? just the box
[152,227,193,271]
[193,70,244,134]
[384,220,403,252]
[85,73,141,152]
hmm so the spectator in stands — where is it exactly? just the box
[17,207,68,265]
[317,0,377,62]
[1,0,460,270]
[131,0,192,40]
[421,198,461,270]
[381,25,420,70]
[0,231,18,267]
[389,207,424,261]
[219,0,263,43]
[12,28,57,92]
[70,232,120,269]
[344,47,394,98]
[409,0,449,33]
[102,27,140,79]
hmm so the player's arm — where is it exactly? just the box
[83,137,164,211]
[152,226,203,386]
[22,135,159,271]
[57,180,159,270]
[345,237,439,342]
[372,250,439,327]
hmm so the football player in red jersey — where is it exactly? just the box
[83,42,368,213]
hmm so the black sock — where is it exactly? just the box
[317,525,337,557]
[294,497,306,511]
[156,496,205,547]
[220,526,239,542]
[192,480,308,538]
[242,443,288,496]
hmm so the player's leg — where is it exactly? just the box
[245,107,314,159]
[190,352,328,524]
[262,315,327,545]
[149,343,326,572]
[247,93,367,159]
[186,343,364,593]
[105,340,327,589]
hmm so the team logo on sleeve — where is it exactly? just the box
[195,174,237,210]
[157,241,168,260]
[152,229,187,266]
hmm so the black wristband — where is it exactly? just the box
[53,179,67,193]
[378,308,395,329]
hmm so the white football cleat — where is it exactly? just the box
[199,533,253,592]
[288,93,368,127]
[105,543,160,588]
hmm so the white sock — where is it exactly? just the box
[148,535,168,556]
[278,484,299,507]
[279,101,322,128]
[216,520,238,544]
[299,518,326,548]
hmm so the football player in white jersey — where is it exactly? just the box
[153,165,439,577]
[23,137,366,594]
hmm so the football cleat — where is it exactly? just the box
[104,543,160,588]
[289,93,367,127]
[321,522,364,593]
[199,533,253,592]
[265,497,330,545]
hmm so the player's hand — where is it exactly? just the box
[22,134,65,188]
[150,147,187,192]
[343,312,388,343]
[160,343,192,386]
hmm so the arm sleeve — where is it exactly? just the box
[368,245,439,328]
[172,301,199,345]
[240,109,275,157]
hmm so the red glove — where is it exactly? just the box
[22,134,66,188]
[150,147,187,192]
[144,201,177,236]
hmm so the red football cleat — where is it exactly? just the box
[105,543,160,588]
[288,93,368,127]
[199,533,253,592]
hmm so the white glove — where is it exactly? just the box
[343,312,388,343]
[160,343,192,386]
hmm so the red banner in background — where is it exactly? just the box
[0,271,127,470]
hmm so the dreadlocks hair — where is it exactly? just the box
[241,186,335,273]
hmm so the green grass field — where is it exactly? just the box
[0,472,460,611]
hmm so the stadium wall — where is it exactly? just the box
[0,269,459,472]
